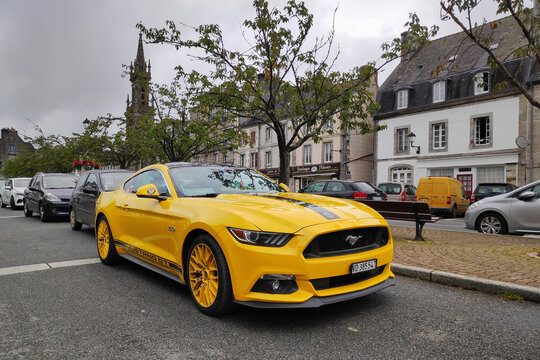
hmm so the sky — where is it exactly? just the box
[0,0,524,139]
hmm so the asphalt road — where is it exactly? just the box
[1,207,539,359]
[387,217,474,233]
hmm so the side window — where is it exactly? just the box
[129,170,170,196]
[85,174,98,189]
[34,176,41,190]
[326,182,346,192]
[123,177,136,193]
[7,180,12,188]
[303,182,325,193]
[76,174,89,190]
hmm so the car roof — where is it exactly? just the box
[165,162,247,170]
[83,169,134,174]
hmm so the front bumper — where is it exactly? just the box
[43,201,70,217]
[219,218,394,306]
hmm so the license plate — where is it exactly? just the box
[351,259,377,274]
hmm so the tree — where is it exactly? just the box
[383,0,539,108]
[138,0,383,184]
[150,73,246,162]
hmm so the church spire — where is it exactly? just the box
[126,33,152,116]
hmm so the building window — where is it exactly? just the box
[240,154,245,167]
[324,118,333,131]
[303,144,312,165]
[429,168,454,177]
[433,81,445,103]
[395,128,409,153]
[431,122,447,150]
[8,144,15,154]
[473,116,490,146]
[477,166,505,183]
[265,151,272,168]
[250,153,258,168]
[250,131,256,145]
[223,154,228,163]
[391,166,412,184]
[323,142,333,163]
[474,72,490,95]
[396,89,408,109]
[265,127,272,142]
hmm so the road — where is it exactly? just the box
[387,217,473,233]
[1,207,539,359]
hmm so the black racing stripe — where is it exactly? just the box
[254,194,340,220]
[115,240,182,275]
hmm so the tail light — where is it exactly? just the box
[470,194,476,202]
[401,191,406,202]
[447,196,451,205]
[414,195,417,202]
[353,192,368,199]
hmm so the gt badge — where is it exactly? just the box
[168,226,175,232]
[345,234,362,246]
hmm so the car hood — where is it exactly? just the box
[180,192,385,233]
[43,188,74,200]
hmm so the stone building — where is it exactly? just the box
[0,128,34,171]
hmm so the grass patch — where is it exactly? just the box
[498,291,524,301]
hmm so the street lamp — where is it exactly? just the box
[408,132,420,154]
[83,118,90,130]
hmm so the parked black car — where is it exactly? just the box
[299,180,387,200]
[23,173,79,221]
[69,169,134,230]
[470,183,517,203]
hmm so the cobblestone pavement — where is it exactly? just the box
[390,226,540,288]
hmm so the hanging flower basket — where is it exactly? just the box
[73,160,100,171]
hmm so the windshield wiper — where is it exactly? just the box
[189,193,220,198]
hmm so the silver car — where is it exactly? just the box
[465,179,540,234]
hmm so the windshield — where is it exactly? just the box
[354,182,378,193]
[43,175,78,189]
[477,185,508,194]
[169,166,284,197]
[100,172,134,192]
[378,183,401,195]
[13,179,31,188]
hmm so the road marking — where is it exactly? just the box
[0,258,100,276]
[0,215,26,219]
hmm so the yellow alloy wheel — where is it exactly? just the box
[97,220,110,260]
[189,243,219,308]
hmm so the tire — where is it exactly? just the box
[0,197,6,208]
[70,209,82,230]
[39,203,49,222]
[10,197,17,210]
[476,212,508,235]
[186,234,234,316]
[449,205,457,218]
[23,202,33,217]
[96,216,119,265]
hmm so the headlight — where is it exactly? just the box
[44,193,61,202]
[228,228,293,247]
[468,201,482,210]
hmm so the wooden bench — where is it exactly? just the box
[354,200,439,241]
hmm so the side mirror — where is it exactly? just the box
[279,183,291,192]
[136,184,167,201]
[82,185,99,195]
[4,186,11,191]
[517,191,536,201]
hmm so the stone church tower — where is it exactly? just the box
[126,33,152,117]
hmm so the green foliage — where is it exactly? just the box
[138,0,383,183]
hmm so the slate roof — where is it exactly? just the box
[376,14,534,118]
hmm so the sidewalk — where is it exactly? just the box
[390,225,540,302]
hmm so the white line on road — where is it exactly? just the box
[0,258,100,276]
[0,215,26,219]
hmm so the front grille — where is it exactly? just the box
[303,227,388,259]
[310,266,385,290]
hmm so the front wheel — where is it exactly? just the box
[70,209,82,230]
[23,202,33,217]
[39,203,49,222]
[96,216,119,265]
[187,234,234,316]
[10,197,17,210]
[477,212,508,234]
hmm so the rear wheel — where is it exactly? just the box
[23,202,33,217]
[477,212,508,234]
[96,216,119,265]
[70,209,82,230]
[449,205,457,218]
[0,196,6,208]
[187,234,234,316]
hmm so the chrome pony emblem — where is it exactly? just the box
[345,234,362,246]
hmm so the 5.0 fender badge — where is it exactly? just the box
[345,234,362,246]
[168,226,175,232]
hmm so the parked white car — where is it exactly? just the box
[1,177,32,209]
[465,179,540,235]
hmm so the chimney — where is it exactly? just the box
[401,31,409,62]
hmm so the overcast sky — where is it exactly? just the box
[0,0,525,139]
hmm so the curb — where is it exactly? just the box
[391,263,540,303]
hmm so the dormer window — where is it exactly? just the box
[474,72,490,95]
[397,89,408,109]
[433,81,446,103]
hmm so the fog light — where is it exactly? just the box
[251,274,298,294]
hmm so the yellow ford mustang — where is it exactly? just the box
[95,163,395,315]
